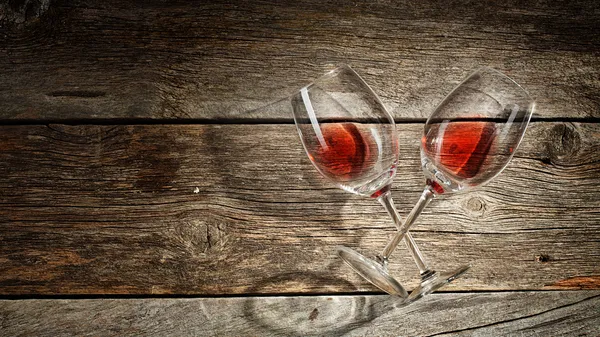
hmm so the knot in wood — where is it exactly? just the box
[546,123,581,164]
[465,196,486,217]
[171,219,229,258]
[0,0,51,26]
[535,254,550,263]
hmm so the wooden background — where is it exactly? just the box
[1,0,599,335]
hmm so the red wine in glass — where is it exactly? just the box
[303,121,397,197]
[422,121,498,193]
[309,123,373,181]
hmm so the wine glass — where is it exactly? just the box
[291,65,442,299]
[349,67,536,301]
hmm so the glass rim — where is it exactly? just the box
[467,66,535,103]
[298,64,395,124]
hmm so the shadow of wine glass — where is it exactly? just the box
[241,271,404,337]
[195,98,406,335]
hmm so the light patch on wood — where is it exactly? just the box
[1,292,599,336]
[544,276,600,290]
[45,249,93,266]
[150,285,170,295]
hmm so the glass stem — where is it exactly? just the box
[377,186,436,278]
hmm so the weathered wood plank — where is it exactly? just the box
[0,122,598,294]
[0,291,598,336]
[1,0,598,120]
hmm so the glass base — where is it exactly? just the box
[335,246,408,298]
[406,265,471,303]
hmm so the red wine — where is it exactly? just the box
[423,121,496,179]
[310,123,372,180]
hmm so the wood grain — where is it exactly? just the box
[0,122,598,295]
[0,291,598,336]
[1,0,598,121]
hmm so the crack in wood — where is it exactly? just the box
[47,91,107,98]
[424,294,600,337]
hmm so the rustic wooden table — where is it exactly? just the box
[1,0,599,335]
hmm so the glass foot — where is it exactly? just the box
[335,246,408,298]
[406,265,471,303]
